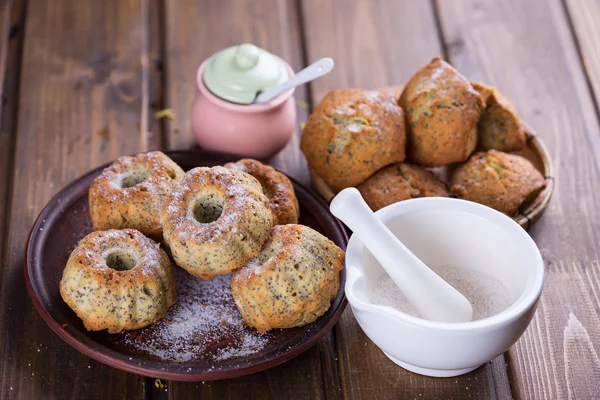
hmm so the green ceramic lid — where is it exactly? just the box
[203,44,289,104]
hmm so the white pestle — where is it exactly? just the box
[330,188,473,323]
[253,58,334,104]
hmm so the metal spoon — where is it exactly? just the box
[330,188,474,323]
[254,58,334,104]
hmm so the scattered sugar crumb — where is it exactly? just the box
[215,335,267,360]
[120,269,268,362]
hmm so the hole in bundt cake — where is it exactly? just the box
[105,249,138,271]
[119,168,150,189]
[192,193,225,224]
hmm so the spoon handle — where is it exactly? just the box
[254,58,334,104]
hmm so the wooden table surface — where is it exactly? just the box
[1,0,600,398]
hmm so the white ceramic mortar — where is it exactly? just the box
[344,197,544,377]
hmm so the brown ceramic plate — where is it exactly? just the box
[25,150,348,381]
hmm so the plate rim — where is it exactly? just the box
[24,149,349,381]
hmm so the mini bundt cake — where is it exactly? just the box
[161,166,273,279]
[224,158,300,225]
[450,150,546,215]
[472,82,526,152]
[60,229,176,333]
[357,163,449,211]
[89,151,185,239]
[231,224,345,333]
[300,89,406,191]
[399,57,485,166]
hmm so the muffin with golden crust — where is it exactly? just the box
[472,82,526,152]
[161,166,273,279]
[231,224,344,333]
[89,151,185,239]
[60,229,176,334]
[300,89,406,191]
[450,150,546,215]
[357,163,449,211]
[224,158,299,225]
[399,57,485,166]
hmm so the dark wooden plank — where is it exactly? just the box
[437,0,600,398]
[302,0,442,100]
[158,0,329,397]
[0,0,21,265]
[0,1,25,397]
[148,0,166,150]
[156,337,338,399]
[0,0,14,124]
[300,1,513,399]
[564,0,600,121]
[0,0,157,398]
[0,0,23,389]
[163,0,310,185]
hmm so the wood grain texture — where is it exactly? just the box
[0,2,25,398]
[164,0,310,185]
[0,0,15,123]
[564,0,600,121]
[505,260,600,400]
[156,1,331,396]
[147,0,166,150]
[0,0,156,398]
[0,0,22,388]
[437,0,600,397]
[300,0,443,101]
[152,335,341,399]
[0,0,21,275]
[300,1,512,399]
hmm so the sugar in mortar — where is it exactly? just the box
[370,264,513,321]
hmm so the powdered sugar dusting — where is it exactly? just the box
[161,166,268,242]
[119,268,269,362]
[215,334,268,361]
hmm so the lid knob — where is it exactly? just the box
[234,44,260,69]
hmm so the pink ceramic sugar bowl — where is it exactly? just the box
[191,44,296,159]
